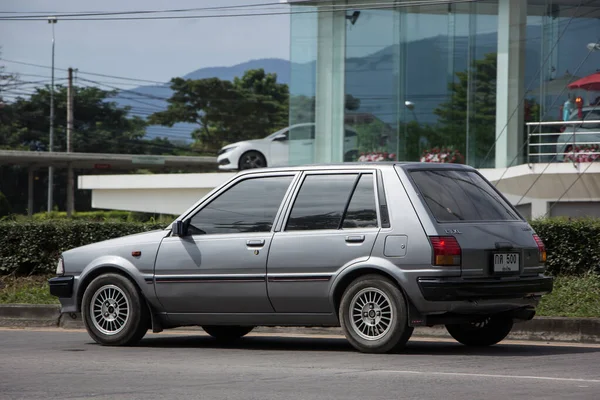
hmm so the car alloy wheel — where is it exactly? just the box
[349,287,394,341]
[82,273,150,346]
[90,284,130,336]
[239,151,266,170]
[339,274,413,353]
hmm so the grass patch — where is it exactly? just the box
[0,274,598,318]
[0,275,58,305]
[537,274,600,318]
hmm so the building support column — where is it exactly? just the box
[67,162,75,217]
[27,166,35,217]
[314,2,346,163]
[495,0,526,168]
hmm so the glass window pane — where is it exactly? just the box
[342,174,378,229]
[286,174,358,231]
[189,176,293,235]
[409,170,519,222]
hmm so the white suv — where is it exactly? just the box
[217,123,359,170]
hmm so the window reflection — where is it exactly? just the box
[189,176,293,235]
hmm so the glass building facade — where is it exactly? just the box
[287,0,600,169]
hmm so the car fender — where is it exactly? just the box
[77,255,160,310]
[327,257,416,307]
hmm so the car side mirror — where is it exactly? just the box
[273,134,288,142]
[172,220,188,237]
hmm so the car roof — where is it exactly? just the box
[235,162,476,176]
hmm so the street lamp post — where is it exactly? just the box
[47,16,57,214]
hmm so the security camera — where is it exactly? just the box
[587,42,600,51]
[47,16,57,23]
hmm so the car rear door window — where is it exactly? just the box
[189,175,293,235]
[409,170,519,222]
[286,173,378,231]
[342,174,378,228]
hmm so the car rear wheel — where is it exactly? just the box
[339,274,413,354]
[202,326,255,342]
[82,273,150,346]
[239,151,266,170]
[445,316,513,347]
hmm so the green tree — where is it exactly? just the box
[150,68,289,153]
[0,191,11,218]
[433,52,539,166]
[0,83,191,215]
[3,85,148,154]
[433,53,497,164]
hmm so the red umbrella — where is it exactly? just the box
[568,71,600,91]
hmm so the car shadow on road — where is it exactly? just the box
[133,334,600,357]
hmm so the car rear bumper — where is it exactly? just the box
[417,275,554,302]
[48,276,74,298]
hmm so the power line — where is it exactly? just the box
[0,2,287,17]
[544,161,597,217]
[0,58,166,85]
[0,1,477,21]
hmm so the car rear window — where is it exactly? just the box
[409,170,520,222]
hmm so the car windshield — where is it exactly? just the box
[409,169,520,222]
[569,109,600,121]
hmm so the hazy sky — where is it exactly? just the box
[0,0,291,84]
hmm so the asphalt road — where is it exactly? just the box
[0,328,599,400]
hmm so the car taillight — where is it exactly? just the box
[429,236,461,266]
[533,234,547,263]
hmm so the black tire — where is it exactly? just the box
[202,326,255,342]
[344,150,359,162]
[339,274,413,354]
[81,273,150,346]
[238,151,267,170]
[445,316,513,347]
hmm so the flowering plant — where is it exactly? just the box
[358,152,397,162]
[420,147,464,164]
[563,145,600,163]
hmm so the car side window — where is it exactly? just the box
[289,125,315,140]
[286,173,379,231]
[188,176,294,235]
[342,174,378,229]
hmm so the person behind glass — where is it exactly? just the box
[563,94,575,121]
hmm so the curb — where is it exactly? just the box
[1,304,599,344]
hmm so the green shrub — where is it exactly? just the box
[530,217,600,276]
[1,217,599,277]
[0,220,164,276]
[30,210,176,223]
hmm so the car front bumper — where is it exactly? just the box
[48,276,74,298]
[417,275,554,302]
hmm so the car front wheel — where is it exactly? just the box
[339,274,413,353]
[82,273,150,346]
[445,316,514,347]
[238,151,266,170]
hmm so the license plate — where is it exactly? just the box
[493,253,520,273]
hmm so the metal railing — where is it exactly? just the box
[527,120,600,165]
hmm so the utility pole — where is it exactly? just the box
[66,67,74,217]
[47,16,57,214]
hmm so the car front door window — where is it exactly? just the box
[189,175,293,235]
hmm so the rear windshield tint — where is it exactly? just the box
[409,170,519,222]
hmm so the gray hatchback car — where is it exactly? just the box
[49,163,553,353]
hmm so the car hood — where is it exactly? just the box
[221,139,264,150]
[62,229,170,257]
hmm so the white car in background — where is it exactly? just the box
[217,123,359,170]
[556,106,600,161]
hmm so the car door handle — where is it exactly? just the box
[246,239,265,247]
[345,235,365,243]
